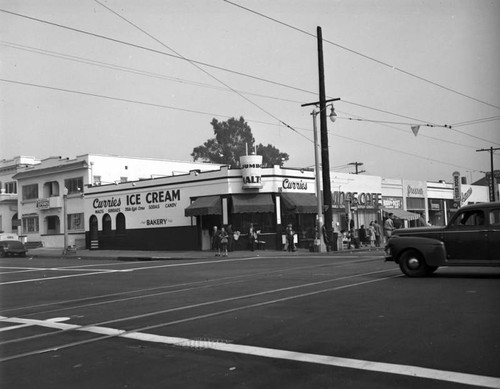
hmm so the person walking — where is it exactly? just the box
[285,223,296,252]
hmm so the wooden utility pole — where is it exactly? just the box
[348,162,366,175]
[476,147,500,202]
[316,26,334,245]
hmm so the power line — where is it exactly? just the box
[223,0,500,110]
[1,7,498,146]
[1,77,488,174]
[93,0,309,142]
[4,42,496,151]
[0,40,303,104]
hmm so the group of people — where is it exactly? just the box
[356,220,383,248]
[211,224,235,256]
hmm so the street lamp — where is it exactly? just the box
[307,101,338,252]
[62,187,68,255]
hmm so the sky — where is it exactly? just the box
[1,0,499,183]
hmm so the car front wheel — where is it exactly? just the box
[399,249,431,277]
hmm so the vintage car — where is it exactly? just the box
[0,240,28,257]
[385,202,500,277]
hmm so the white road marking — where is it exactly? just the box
[1,315,498,388]
[0,256,374,285]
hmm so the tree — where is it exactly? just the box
[191,116,289,168]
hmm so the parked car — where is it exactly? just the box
[0,240,28,257]
[385,202,500,277]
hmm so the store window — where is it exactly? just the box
[22,184,38,200]
[64,177,84,194]
[116,213,126,233]
[102,214,112,234]
[231,213,274,234]
[22,216,39,233]
[68,213,84,231]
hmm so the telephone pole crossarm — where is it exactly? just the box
[476,147,500,202]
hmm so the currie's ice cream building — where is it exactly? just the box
[84,154,319,251]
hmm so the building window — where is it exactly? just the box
[64,177,84,194]
[22,184,38,200]
[120,177,128,183]
[5,182,17,194]
[46,216,60,234]
[43,181,60,197]
[22,216,39,233]
[68,213,84,231]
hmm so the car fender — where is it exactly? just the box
[388,236,446,266]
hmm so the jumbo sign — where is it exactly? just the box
[240,154,263,189]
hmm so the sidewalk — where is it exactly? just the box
[27,246,383,261]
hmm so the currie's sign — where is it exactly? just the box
[240,154,263,189]
[92,189,181,215]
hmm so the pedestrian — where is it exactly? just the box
[211,226,219,255]
[248,223,256,251]
[285,223,296,252]
[373,220,381,247]
[219,226,229,256]
[359,225,367,246]
[226,224,234,252]
[368,221,376,248]
[384,213,395,242]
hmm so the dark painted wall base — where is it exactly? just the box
[86,226,199,251]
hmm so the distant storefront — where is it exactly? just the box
[331,173,382,231]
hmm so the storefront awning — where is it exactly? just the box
[232,194,274,213]
[280,193,318,214]
[382,208,420,221]
[185,196,221,217]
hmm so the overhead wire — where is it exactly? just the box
[0,77,490,174]
[1,6,496,172]
[0,7,497,146]
[2,39,494,151]
[223,0,500,111]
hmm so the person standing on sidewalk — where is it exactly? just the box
[219,226,229,257]
[373,220,382,247]
[226,224,234,252]
[384,213,395,243]
[248,223,256,251]
[368,222,376,248]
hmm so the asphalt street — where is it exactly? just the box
[1,249,499,388]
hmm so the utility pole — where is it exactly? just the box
[301,26,340,251]
[317,26,333,248]
[476,147,500,202]
[348,162,366,175]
